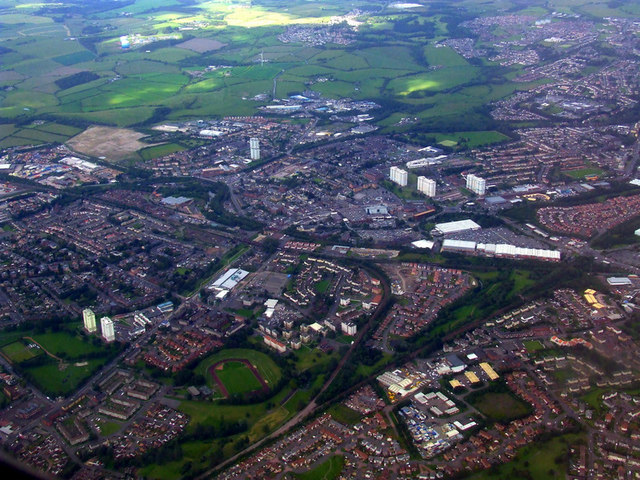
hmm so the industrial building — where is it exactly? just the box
[83,308,96,333]
[466,174,486,195]
[101,316,115,343]
[417,176,436,197]
[441,239,561,261]
[434,219,482,235]
[406,155,446,169]
[389,166,408,187]
[211,268,250,291]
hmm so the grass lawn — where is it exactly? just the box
[562,166,604,179]
[215,361,263,395]
[469,391,531,423]
[523,340,544,353]
[30,331,104,359]
[314,279,330,294]
[327,404,362,426]
[1,341,40,364]
[196,348,281,387]
[23,357,107,397]
[466,433,584,480]
[97,419,124,436]
[138,143,185,161]
[294,455,345,480]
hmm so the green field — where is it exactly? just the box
[433,131,511,148]
[23,357,107,397]
[214,361,263,395]
[327,404,363,426]
[294,455,345,480]
[97,419,124,437]
[1,341,41,364]
[523,340,545,353]
[31,331,105,359]
[139,143,185,161]
[314,279,330,294]
[467,433,584,480]
[469,391,531,423]
[0,0,550,147]
[562,167,605,179]
[196,348,281,387]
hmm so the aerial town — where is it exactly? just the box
[0,0,640,479]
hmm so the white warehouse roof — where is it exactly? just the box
[434,219,481,235]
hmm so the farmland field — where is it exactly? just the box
[0,0,548,150]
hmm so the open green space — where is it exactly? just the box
[0,0,545,144]
[1,340,41,364]
[314,279,330,294]
[466,433,584,480]
[468,391,531,423]
[22,357,108,397]
[294,455,345,480]
[138,142,185,161]
[214,361,263,396]
[31,331,105,359]
[97,419,124,437]
[433,131,511,149]
[523,340,545,353]
[562,166,604,180]
[196,348,281,387]
[327,404,362,426]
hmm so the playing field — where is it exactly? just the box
[196,348,281,387]
[214,360,264,396]
[1,341,41,364]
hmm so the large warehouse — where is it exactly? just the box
[434,219,482,235]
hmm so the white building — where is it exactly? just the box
[83,309,96,333]
[434,219,481,235]
[389,166,408,187]
[249,137,260,161]
[341,321,357,336]
[417,176,436,197]
[466,174,486,195]
[101,316,115,343]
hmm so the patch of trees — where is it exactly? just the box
[591,214,640,249]
[183,420,248,442]
[55,71,100,91]
[393,16,436,38]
